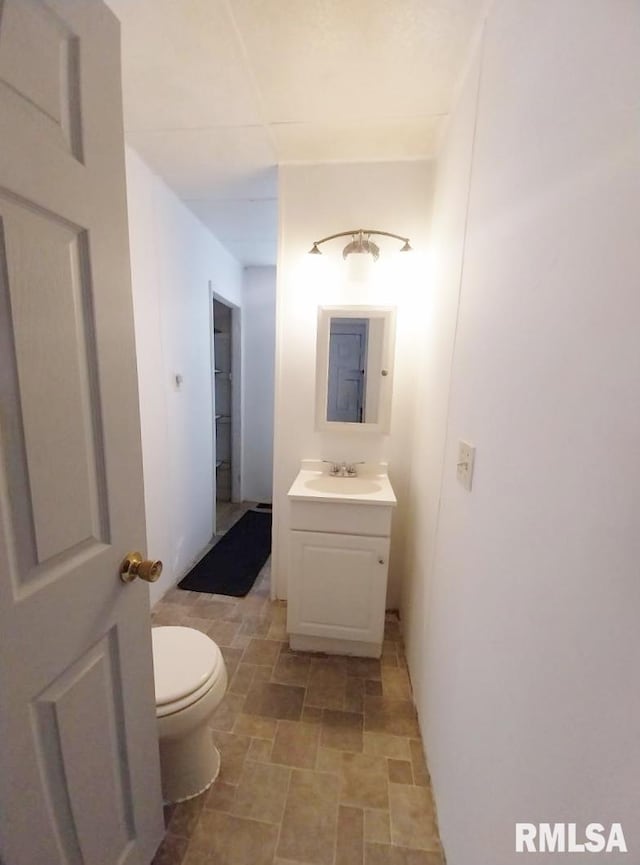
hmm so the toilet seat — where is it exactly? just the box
[152,626,225,717]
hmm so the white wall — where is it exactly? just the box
[273,161,435,605]
[125,147,243,605]
[242,266,276,503]
[402,3,640,863]
[401,28,481,759]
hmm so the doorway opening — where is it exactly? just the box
[211,292,241,533]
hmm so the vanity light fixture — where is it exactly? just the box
[308,229,412,261]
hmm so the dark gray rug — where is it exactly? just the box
[178,510,271,597]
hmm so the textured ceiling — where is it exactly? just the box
[107,0,486,266]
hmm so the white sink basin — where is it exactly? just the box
[304,476,384,495]
[288,463,396,507]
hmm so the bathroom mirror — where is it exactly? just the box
[315,306,396,433]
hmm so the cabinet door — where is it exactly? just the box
[288,531,390,643]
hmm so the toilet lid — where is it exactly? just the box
[152,626,223,707]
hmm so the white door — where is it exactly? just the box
[0,2,164,864]
[327,319,368,423]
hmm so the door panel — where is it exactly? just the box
[0,0,83,160]
[33,630,135,865]
[0,2,163,864]
[1,199,108,571]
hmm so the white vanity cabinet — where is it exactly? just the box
[288,531,390,652]
[286,463,396,658]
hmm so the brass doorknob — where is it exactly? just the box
[120,552,163,583]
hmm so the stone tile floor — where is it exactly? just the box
[151,507,443,865]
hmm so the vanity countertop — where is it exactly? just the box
[287,461,397,507]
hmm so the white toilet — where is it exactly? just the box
[151,626,228,803]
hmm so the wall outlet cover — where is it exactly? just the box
[457,440,475,491]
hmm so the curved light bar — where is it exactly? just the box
[308,229,412,260]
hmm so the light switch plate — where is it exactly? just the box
[457,440,475,491]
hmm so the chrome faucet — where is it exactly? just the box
[322,460,365,477]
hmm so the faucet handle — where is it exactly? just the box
[346,461,365,476]
[321,459,340,475]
